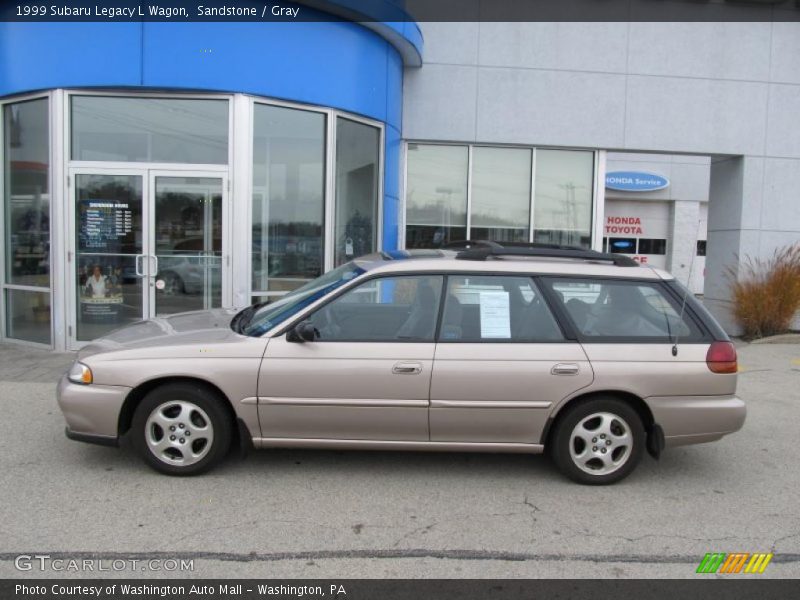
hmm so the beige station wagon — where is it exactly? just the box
[57,242,745,484]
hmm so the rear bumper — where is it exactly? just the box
[56,375,130,442]
[645,394,746,447]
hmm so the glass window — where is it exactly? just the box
[638,238,667,255]
[470,147,531,243]
[4,98,50,288]
[441,275,563,342]
[252,105,325,294]
[696,240,707,257]
[334,117,380,266]
[71,96,228,164]
[3,97,51,345]
[543,277,703,342]
[5,289,51,345]
[74,174,144,342]
[533,149,594,248]
[307,275,443,342]
[406,144,468,248]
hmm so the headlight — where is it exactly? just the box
[67,362,93,385]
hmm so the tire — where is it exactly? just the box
[550,396,645,485]
[131,382,232,476]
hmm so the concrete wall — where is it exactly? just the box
[404,22,800,333]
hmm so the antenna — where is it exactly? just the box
[671,217,704,356]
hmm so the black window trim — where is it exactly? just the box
[273,268,712,345]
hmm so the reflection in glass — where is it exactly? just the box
[154,177,222,315]
[75,175,143,341]
[5,289,51,345]
[405,144,468,248]
[334,118,380,266]
[252,105,325,294]
[71,96,228,164]
[533,149,594,248]
[3,98,50,288]
[471,147,531,243]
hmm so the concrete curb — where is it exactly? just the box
[748,333,800,345]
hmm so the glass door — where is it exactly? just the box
[68,169,229,348]
[150,174,225,316]
[70,171,146,344]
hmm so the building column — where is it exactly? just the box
[667,200,701,288]
[705,156,765,335]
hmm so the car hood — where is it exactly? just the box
[78,308,242,359]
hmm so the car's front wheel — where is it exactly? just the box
[131,383,232,476]
[550,396,645,485]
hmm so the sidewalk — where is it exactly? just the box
[0,343,75,382]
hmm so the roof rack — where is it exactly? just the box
[442,240,639,267]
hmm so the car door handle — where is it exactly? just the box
[551,363,580,375]
[392,362,423,375]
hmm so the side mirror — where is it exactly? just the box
[287,320,319,343]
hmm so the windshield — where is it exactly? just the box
[235,262,366,337]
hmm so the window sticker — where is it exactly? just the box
[479,291,511,339]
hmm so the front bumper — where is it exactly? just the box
[645,394,746,447]
[56,375,130,444]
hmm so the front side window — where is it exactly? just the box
[441,275,563,342]
[543,277,703,341]
[307,275,443,342]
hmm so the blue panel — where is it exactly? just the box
[0,16,412,254]
[142,21,395,124]
[0,22,143,94]
[382,123,402,252]
[385,48,404,130]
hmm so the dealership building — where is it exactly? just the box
[1,4,799,350]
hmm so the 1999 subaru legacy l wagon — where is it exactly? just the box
[57,242,745,484]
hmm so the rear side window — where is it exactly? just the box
[440,275,564,342]
[542,277,705,342]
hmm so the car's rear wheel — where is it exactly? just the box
[131,383,231,476]
[550,396,645,485]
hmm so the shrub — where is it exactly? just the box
[727,243,800,340]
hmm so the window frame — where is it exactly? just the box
[537,275,713,344]
[402,141,598,251]
[0,92,54,348]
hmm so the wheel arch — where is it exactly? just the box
[119,376,240,446]
[541,390,656,449]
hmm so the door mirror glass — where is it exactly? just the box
[287,320,319,343]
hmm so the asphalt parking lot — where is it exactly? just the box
[0,342,798,579]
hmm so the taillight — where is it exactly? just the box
[706,341,738,374]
